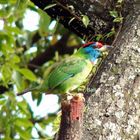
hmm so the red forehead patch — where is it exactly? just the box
[82,42,95,48]
[82,42,103,48]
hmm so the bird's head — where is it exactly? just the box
[81,42,112,64]
[82,42,112,51]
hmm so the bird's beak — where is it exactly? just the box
[99,45,113,52]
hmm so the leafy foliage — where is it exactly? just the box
[109,10,123,23]
[0,0,80,139]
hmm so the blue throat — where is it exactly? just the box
[83,46,101,63]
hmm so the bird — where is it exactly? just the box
[17,42,112,96]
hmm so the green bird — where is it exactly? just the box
[17,42,111,96]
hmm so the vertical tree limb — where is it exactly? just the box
[57,94,84,140]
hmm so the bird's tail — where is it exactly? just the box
[16,87,37,96]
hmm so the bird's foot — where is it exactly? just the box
[73,93,85,102]
[62,92,85,102]
[66,92,73,100]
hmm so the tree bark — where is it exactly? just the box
[30,0,115,42]
[57,95,84,140]
[83,1,140,139]
[31,0,140,139]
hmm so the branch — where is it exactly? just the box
[56,94,84,140]
[30,0,114,41]
[16,31,41,52]
[0,86,9,94]
[28,32,80,71]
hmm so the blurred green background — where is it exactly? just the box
[0,0,82,139]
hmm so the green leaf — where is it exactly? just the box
[104,27,116,38]
[16,0,29,10]
[96,34,103,41]
[4,26,23,35]
[18,101,30,116]
[18,68,37,81]
[12,55,20,63]
[37,94,42,106]
[39,10,51,36]
[15,118,33,128]
[44,4,57,10]
[0,100,6,105]
[109,11,118,18]
[113,17,123,23]
[82,15,90,27]
[0,95,5,99]
[15,126,31,140]
[52,113,60,132]
[12,71,24,91]
[0,0,8,4]
[1,64,12,85]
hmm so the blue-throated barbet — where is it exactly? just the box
[17,42,112,95]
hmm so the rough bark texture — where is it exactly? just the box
[30,0,116,42]
[57,95,84,140]
[83,1,140,139]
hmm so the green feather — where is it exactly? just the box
[17,50,93,95]
[39,57,92,94]
[45,58,86,89]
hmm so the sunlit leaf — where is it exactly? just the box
[82,15,90,27]
[12,71,24,91]
[39,10,51,36]
[12,55,20,63]
[52,113,61,132]
[5,26,23,35]
[16,0,29,10]
[109,11,118,18]
[17,101,31,118]
[15,118,33,128]
[15,126,31,140]
[113,17,123,23]
[18,68,37,81]
[1,64,12,85]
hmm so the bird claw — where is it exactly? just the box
[64,92,85,102]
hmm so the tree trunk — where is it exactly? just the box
[30,0,140,139]
[83,1,140,139]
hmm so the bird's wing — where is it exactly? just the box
[47,58,87,90]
